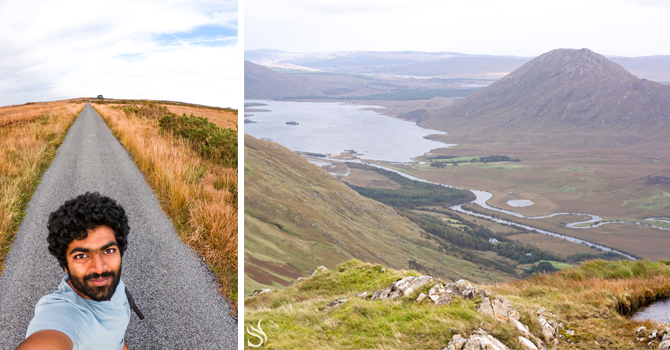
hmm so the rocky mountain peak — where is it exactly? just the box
[422,48,670,142]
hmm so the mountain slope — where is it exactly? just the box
[244,60,320,99]
[417,48,670,143]
[243,135,516,293]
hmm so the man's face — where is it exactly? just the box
[65,225,122,301]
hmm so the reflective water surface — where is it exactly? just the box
[244,100,451,163]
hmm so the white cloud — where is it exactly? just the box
[0,0,239,108]
[245,0,670,57]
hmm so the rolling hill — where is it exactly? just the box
[244,60,321,99]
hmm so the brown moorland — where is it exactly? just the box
[92,103,239,312]
[0,100,85,271]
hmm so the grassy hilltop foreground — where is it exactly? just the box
[245,258,670,349]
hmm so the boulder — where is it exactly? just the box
[429,283,453,306]
[371,276,434,300]
[356,291,368,298]
[444,329,510,350]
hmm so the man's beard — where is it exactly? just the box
[69,265,121,301]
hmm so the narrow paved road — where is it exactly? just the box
[0,104,237,349]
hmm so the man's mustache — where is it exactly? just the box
[83,270,116,282]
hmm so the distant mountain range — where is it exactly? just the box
[413,48,670,145]
[246,49,670,82]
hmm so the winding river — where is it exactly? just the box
[339,160,670,261]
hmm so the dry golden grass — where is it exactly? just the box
[493,260,670,349]
[0,101,84,270]
[92,104,239,312]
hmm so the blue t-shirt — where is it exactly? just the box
[26,275,130,350]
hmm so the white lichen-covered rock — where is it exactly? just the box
[429,283,453,305]
[658,333,670,350]
[478,296,520,322]
[370,276,434,300]
[311,266,328,276]
[356,291,368,298]
[252,288,272,295]
[322,299,347,312]
[519,336,538,350]
[416,293,427,303]
[443,329,510,350]
[536,308,560,344]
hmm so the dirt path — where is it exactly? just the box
[0,104,237,349]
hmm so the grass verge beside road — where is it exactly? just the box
[0,101,84,272]
[93,103,239,313]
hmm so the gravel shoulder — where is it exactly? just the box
[0,104,237,349]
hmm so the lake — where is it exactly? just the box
[244,100,452,163]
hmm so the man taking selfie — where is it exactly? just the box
[17,192,132,350]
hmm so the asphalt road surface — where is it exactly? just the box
[0,104,237,349]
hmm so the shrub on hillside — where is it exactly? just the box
[122,102,171,120]
[159,113,238,167]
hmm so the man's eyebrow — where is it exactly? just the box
[69,241,118,255]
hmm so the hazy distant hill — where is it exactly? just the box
[243,135,516,293]
[609,55,670,83]
[244,60,320,99]
[385,56,530,79]
[417,48,670,144]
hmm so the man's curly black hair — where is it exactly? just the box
[47,192,130,270]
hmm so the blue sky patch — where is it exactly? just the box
[155,24,237,47]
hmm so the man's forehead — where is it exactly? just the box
[66,226,118,253]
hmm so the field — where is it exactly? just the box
[0,100,85,272]
[92,101,239,311]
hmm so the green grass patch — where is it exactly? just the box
[344,163,474,208]
[159,113,238,167]
[623,192,670,211]
[558,185,579,193]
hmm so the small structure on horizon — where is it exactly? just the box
[97,95,103,99]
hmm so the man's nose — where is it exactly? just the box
[90,253,107,274]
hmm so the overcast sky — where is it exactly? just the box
[245,0,670,58]
[0,0,238,108]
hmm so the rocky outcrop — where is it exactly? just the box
[444,329,510,350]
[371,276,434,300]
[536,308,560,345]
[518,336,538,350]
[428,283,453,305]
[477,296,520,322]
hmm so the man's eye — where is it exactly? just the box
[74,254,87,259]
[105,248,116,254]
